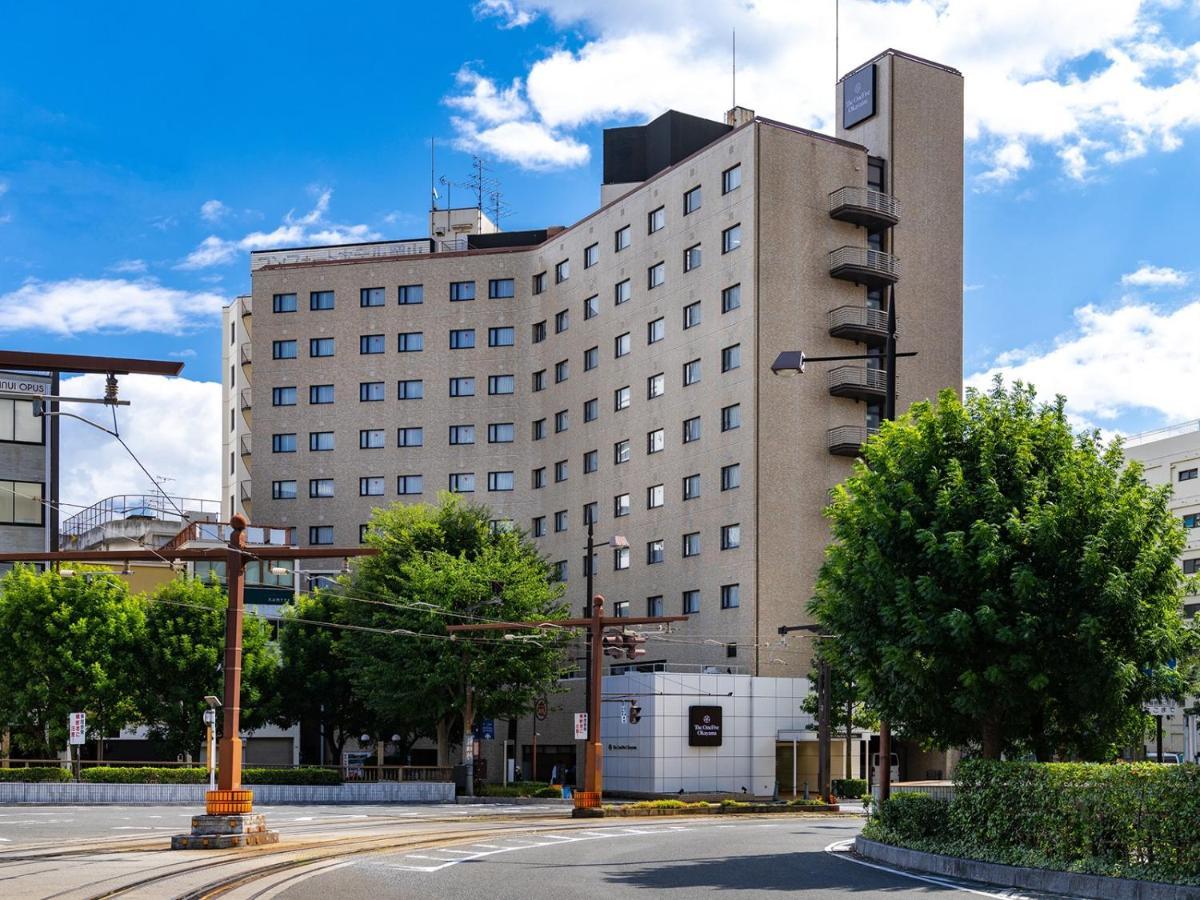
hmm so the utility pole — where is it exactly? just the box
[779,624,833,801]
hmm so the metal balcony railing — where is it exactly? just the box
[240,388,252,410]
[61,494,222,538]
[826,425,879,457]
[239,480,252,503]
[239,434,251,457]
[160,521,295,552]
[239,342,251,366]
[828,186,900,227]
[238,295,252,317]
[829,246,900,288]
[827,365,888,400]
[828,305,891,344]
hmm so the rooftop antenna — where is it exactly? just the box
[430,137,438,213]
[731,28,736,108]
[835,0,840,83]
[468,156,502,231]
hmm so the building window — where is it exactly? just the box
[533,321,547,343]
[272,340,297,360]
[551,560,567,582]
[272,386,297,406]
[584,398,599,422]
[647,373,665,399]
[310,384,335,404]
[614,547,630,571]
[532,467,546,489]
[683,301,701,330]
[647,539,664,565]
[683,531,700,557]
[272,433,297,453]
[398,379,424,400]
[532,419,546,440]
[722,223,742,253]
[721,524,741,550]
[1185,514,1200,529]
[310,290,335,310]
[721,463,741,490]
[1184,558,1200,574]
[309,526,334,546]
[449,425,476,445]
[449,472,476,493]
[555,410,569,433]
[647,484,664,509]
[555,259,570,283]
[683,185,701,214]
[449,377,475,397]
[615,225,631,251]
[648,595,664,616]
[309,431,334,451]
[614,439,631,464]
[309,478,335,498]
[360,476,385,497]
[584,346,599,372]
[396,427,423,447]
[450,329,476,350]
[397,475,423,495]
[683,590,700,614]
[615,332,631,358]
[583,502,598,526]
[271,480,297,500]
[683,417,701,444]
[584,449,598,473]
[614,279,631,306]
[1180,468,1198,481]
[488,471,515,492]
[722,283,741,313]
[398,332,424,352]
[309,337,335,357]
[722,344,742,372]
[684,244,702,272]
[584,294,599,320]
[555,309,569,333]
[648,261,665,289]
[488,278,515,299]
[648,206,665,233]
[398,283,424,305]
[554,510,568,532]
[359,381,384,402]
[614,493,631,517]
[584,243,599,268]
[721,583,740,609]
[555,360,569,383]
[272,293,297,313]
[683,359,701,386]
[614,385,631,410]
[721,404,741,431]
[647,428,664,454]
[488,422,514,443]
[532,516,546,537]
[450,281,476,302]
[647,317,665,345]
[532,370,546,392]
[722,164,742,194]
[488,327,515,347]
[554,460,568,482]
[355,287,382,308]
[361,429,387,449]
[360,334,385,354]
[683,473,701,500]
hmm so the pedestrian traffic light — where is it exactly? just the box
[622,631,646,660]
[628,701,642,725]
[602,630,625,659]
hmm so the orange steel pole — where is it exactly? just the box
[215,514,248,805]
[584,594,604,793]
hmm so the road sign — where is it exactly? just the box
[574,713,588,740]
[478,718,495,740]
[202,708,216,726]
[68,712,86,745]
[534,697,548,721]
[620,705,628,724]
[1146,700,1180,717]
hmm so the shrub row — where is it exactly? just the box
[0,766,72,783]
[477,781,557,798]
[79,766,342,785]
[832,777,867,798]
[866,760,1200,884]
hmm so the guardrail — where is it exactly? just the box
[61,495,222,538]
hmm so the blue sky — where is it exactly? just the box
[2,0,1199,501]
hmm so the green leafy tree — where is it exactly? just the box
[0,566,144,758]
[811,380,1196,760]
[339,494,570,765]
[136,577,277,760]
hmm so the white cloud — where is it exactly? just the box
[452,0,1200,182]
[0,278,223,335]
[1121,264,1190,287]
[447,67,530,123]
[169,348,197,358]
[200,199,228,223]
[967,298,1200,428]
[58,373,221,509]
[451,116,590,169]
[178,187,380,269]
[109,258,148,274]
[0,181,8,197]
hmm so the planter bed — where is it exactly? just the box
[0,780,454,806]
[603,802,841,817]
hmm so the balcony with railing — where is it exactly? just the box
[160,520,295,553]
[239,342,251,367]
[828,186,900,228]
[827,425,879,457]
[240,388,252,411]
[829,246,899,289]
[828,365,888,401]
[238,295,252,318]
[239,480,252,503]
[61,494,221,539]
[239,434,251,457]
[828,305,891,345]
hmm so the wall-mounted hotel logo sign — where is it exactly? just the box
[0,377,48,397]
[688,706,723,747]
[843,63,877,128]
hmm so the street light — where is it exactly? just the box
[582,522,627,786]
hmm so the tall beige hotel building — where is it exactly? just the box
[223,49,963,684]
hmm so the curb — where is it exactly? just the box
[604,803,841,817]
[456,796,573,806]
[854,837,1195,900]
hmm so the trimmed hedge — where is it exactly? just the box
[832,777,867,798]
[80,766,341,786]
[478,781,556,798]
[0,766,72,783]
[865,760,1200,885]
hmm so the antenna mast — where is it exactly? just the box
[732,28,736,108]
[835,0,840,84]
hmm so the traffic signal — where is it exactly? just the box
[602,630,625,659]
[622,631,646,660]
[628,701,642,725]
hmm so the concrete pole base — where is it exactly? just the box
[170,813,280,850]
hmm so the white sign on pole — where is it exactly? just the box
[573,713,588,740]
[1145,700,1179,717]
[68,712,86,745]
